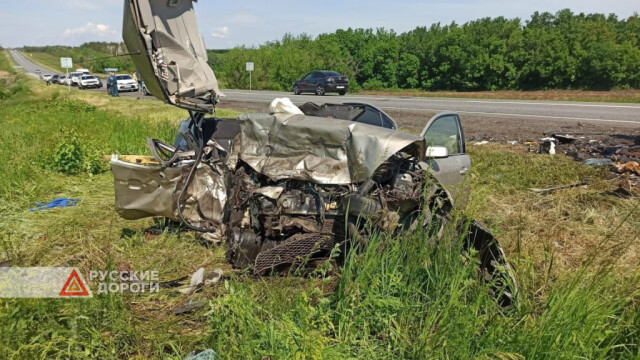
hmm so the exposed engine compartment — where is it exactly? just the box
[224,149,451,275]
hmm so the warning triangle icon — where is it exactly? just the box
[59,269,90,297]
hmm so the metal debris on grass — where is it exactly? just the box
[530,182,589,195]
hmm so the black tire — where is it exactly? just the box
[315,85,325,96]
[293,85,300,95]
[339,91,346,96]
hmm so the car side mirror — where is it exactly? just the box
[426,146,449,158]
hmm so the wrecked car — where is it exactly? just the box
[114,0,515,302]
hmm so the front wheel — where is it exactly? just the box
[315,85,325,96]
[293,85,300,95]
[339,91,346,96]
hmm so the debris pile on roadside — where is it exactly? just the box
[538,130,640,188]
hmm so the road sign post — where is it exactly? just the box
[246,62,254,91]
[60,57,73,92]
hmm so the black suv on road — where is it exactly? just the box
[293,71,349,96]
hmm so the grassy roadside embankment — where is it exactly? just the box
[1,49,639,359]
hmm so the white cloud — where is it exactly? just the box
[211,26,230,39]
[63,23,116,37]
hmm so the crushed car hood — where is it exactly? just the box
[123,0,222,113]
[228,113,426,185]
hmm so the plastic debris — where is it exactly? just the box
[474,141,489,146]
[29,198,80,211]
[551,134,577,144]
[269,98,303,115]
[584,158,613,166]
[179,268,224,295]
[538,138,556,155]
[185,349,219,360]
[613,161,640,176]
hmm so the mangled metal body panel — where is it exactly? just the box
[112,150,228,229]
[227,113,425,185]
[123,0,222,112]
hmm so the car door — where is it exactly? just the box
[420,112,471,207]
[300,73,313,91]
[311,72,325,89]
[123,0,223,113]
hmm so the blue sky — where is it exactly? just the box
[0,0,637,49]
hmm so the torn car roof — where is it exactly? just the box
[228,113,425,185]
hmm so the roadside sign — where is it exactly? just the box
[104,68,119,72]
[60,58,73,93]
[60,57,73,69]
[246,62,254,90]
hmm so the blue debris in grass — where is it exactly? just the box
[29,198,80,211]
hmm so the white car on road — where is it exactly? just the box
[70,72,85,86]
[59,74,71,86]
[78,75,102,89]
[116,74,139,92]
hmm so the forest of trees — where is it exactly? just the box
[22,9,640,92]
[209,10,640,92]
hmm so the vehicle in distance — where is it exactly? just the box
[78,75,102,89]
[42,74,53,82]
[116,74,139,92]
[59,74,71,86]
[76,68,91,75]
[293,71,349,96]
[50,74,60,84]
[70,72,85,86]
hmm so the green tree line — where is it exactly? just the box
[209,9,640,91]
[23,9,640,92]
[23,42,135,74]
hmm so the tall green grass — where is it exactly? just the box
[207,218,640,359]
[0,93,177,205]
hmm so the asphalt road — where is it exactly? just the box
[222,90,640,126]
[8,49,140,97]
[9,49,640,126]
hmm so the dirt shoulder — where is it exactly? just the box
[360,89,640,104]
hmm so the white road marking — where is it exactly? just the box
[220,95,638,125]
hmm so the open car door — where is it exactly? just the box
[420,112,471,207]
[123,0,223,113]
